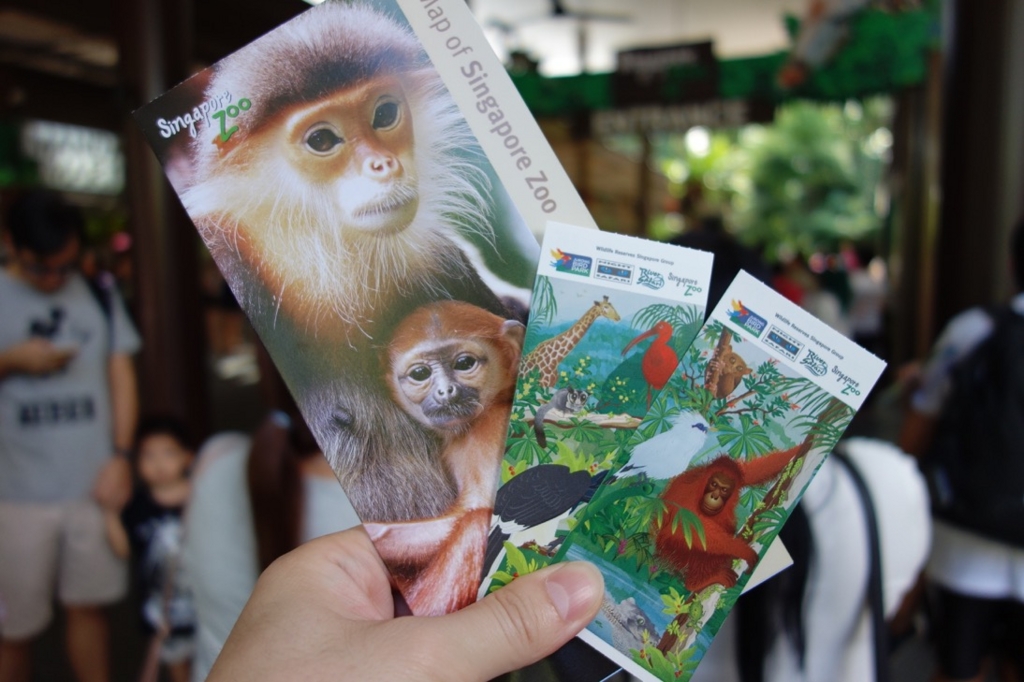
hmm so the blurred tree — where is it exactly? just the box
[632,98,892,257]
[736,99,890,260]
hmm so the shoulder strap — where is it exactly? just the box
[982,303,1023,338]
[84,272,115,353]
[832,446,889,682]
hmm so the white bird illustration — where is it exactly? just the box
[615,411,712,481]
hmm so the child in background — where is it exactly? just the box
[105,416,196,682]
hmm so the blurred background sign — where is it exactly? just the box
[612,41,718,106]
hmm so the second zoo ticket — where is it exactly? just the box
[554,270,886,682]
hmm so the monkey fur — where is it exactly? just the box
[178,2,527,522]
[366,301,524,614]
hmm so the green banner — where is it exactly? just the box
[511,5,938,119]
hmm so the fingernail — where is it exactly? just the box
[545,562,603,621]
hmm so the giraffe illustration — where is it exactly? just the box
[522,296,621,388]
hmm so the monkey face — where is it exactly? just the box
[283,75,419,235]
[699,472,735,516]
[390,339,498,432]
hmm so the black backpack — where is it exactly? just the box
[923,305,1024,547]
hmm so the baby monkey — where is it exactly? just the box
[373,300,524,614]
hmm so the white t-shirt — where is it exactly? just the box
[911,293,1024,600]
[183,433,360,682]
[848,267,887,337]
[0,270,141,502]
[692,438,931,682]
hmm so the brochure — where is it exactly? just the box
[554,271,886,682]
[133,0,593,615]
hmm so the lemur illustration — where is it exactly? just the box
[533,386,589,448]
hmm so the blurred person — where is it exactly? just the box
[693,436,931,682]
[803,274,851,337]
[671,214,773,311]
[820,253,853,313]
[900,218,1024,682]
[848,244,889,358]
[182,391,361,682]
[105,416,196,682]
[203,527,604,682]
[0,190,140,682]
[200,260,244,360]
[772,254,813,306]
[776,254,852,336]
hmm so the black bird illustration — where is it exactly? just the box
[482,465,608,579]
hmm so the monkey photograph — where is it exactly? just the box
[368,300,524,614]
[177,2,528,346]
[135,0,548,614]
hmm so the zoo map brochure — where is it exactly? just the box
[480,221,715,594]
[133,0,597,616]
[554,270,886,682]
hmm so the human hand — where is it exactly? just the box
[208,527,604,682]
[1,337,76,376]
[93,456,132,510]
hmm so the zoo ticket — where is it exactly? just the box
[479,221,714,597]
[555,270,886,682]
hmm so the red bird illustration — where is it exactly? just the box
[622,321,678,410]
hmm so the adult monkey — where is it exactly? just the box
[179,2,528,521]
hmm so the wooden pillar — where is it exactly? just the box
[114,0,209,438]
[888,52,944,366]
[636,132,652,237]
[889,0,1024,364]
[571,109,593,211]
[934,0,1023,329]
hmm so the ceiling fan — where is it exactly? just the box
[486,0,632,73]
[543,0,631,24]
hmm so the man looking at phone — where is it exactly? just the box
[0,190,140,682]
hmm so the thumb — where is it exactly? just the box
[431,561,604,682]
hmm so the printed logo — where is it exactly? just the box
[800,350,829,377]
[832,366,863,397]
[155,89,235,140]
[28,307,66,340]
[667,273,704,296]
[550,248,592,276]
[595,259,633,284]
[763,325,803,361]
[637,267,665,290]
[727,300,768,337]
[19,397,96,426]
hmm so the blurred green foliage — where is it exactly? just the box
[636,97,894,259]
